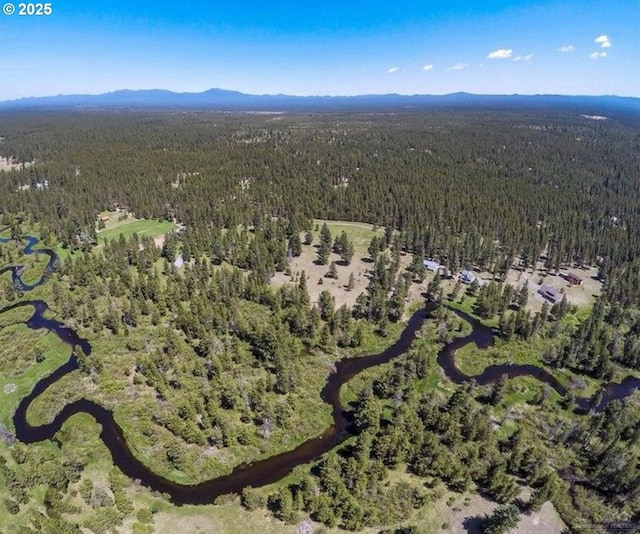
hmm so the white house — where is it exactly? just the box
[423,260,441,272]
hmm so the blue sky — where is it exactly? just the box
[0,0,638,100]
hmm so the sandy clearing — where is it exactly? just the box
[444,491,566,534]
[152,490,566,534]
[153,505,299,534]
[500,263,601,311]
[271,244,373,309]
[271,225,425,314]
[0,156,33,172]
[313,218,382,230]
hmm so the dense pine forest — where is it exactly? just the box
[0,108,639,534]
[1,110,639,272]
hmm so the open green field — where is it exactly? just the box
[0,303,34,327]
[97,218,175,243]
[313,219,385,254]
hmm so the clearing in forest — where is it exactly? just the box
[96,213,175,243]
[271,219,426,311]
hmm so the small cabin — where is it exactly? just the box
[173,255,184,268]
[539,284,562,303]
[459,270,476,284]
[423,260,441,272]
[565,272,583,286]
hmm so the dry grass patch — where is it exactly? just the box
[501,263,601,311]
[0,156,33,172]
[271,219,426,314]
[444,492,566,534]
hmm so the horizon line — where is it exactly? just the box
[2,87,640,104]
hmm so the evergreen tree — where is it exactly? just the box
[368,236,381,262]
[303,231,313,245]
[346,272,355,291]
[327,261,338,279]
[317,224,332,265]
[341,239,354,265]
[516,284,529,309]
[482,504,520,534]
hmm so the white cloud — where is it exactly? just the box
[590,51,607,60]
[594,35,611,48]
[488,48,513,59]
[513,54,534,62]
[422,64,434,71]
[558,44,575,53]
[448,63,468,70]
[387,66,399,74]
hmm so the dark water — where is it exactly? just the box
[8,299,430,504]
[2,233,639,505]
[0,234,57,291]
[437,309,640,413]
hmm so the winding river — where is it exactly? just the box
[1,232,639,505]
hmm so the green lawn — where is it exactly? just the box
[97,218,175,242]
[560,304,593,328]
[54,243,74,261]
[313,219,384,256]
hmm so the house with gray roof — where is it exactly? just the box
[423,260,441,272]
[538,284,562,303]
[459,270,476,284]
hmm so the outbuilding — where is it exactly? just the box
[423,260,441,272]
[564,272,583,285]
[459,270,476,284]
[538,284,562,303]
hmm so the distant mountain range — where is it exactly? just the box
[1,88,638,114]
